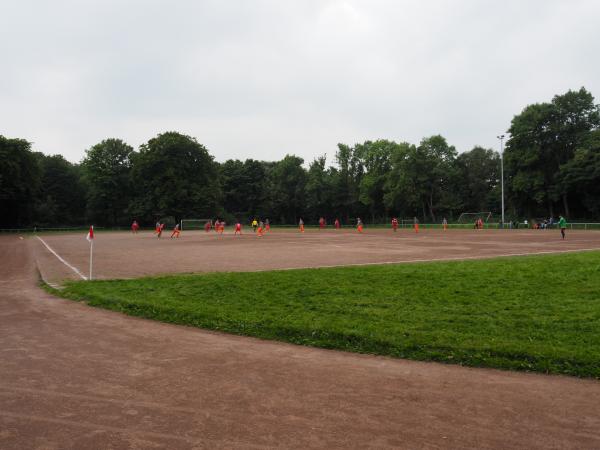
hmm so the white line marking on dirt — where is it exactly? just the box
[256,247,600,272]
[35,236,87,280]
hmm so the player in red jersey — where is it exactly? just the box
[157,222,165,238]
[204,220,212,232]
[391,217,398,232]
[319,217,326,230]
[131,220,139,234]
[234,222,242,235]
[171,223,181,238]
[334,218,340,230]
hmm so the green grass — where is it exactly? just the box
[57,252,600,378]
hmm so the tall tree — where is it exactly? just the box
[305,155,333,221]
[34,153,86,225]
[0,136,40,227]
[131,132,221,223]
[82,139,134,226]
[454,146,500,213]
[266,155,307,223]
[557,130,600,218]
[505,87,600,217]
[355,140,395,222]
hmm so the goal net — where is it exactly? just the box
[457,212,493,224]
[180,218,212,231]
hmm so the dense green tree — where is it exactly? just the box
[355,140,395,222]
[34,153,86,225]
[557,130,600,217]
[454,146,500,213]
[0,136,40,227]
[131,132,220,223]
[382,142,415,217]
[383,136,457,221]
[505,87,600,217]
[220,159,268,221]
[266,155,307,223]
[305,155,334,221]
[82,139,134,226]
[332,144,362,222]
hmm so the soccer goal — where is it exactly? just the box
[180,218,212,231]
[457,212,493,224]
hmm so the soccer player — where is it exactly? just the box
[131,220,139,234]
[157,222,165,238]
[251,218,258,232]
[391,217,398,232]
[299,218,304,233]
[413,217,419,233]
[357,217,363,233]
[334,218,340,230]
[257,220,264,237]
[265,218,270,232]
[234,221,242,235]
[171,223,181,238]
[559,215,567,239]
[218,220,225,234]
[442,217,448,231]
[319,217,326,230]
[154,221,161,235]
[204,220,212,232]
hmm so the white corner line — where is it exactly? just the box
[35,236,88,280]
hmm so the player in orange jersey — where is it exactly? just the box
[357,217,363,233]
[265,218,270,232]
[299,218,304,233]
[257,220,264,237]
[442,217,448,231]
[414,217,419,233]
[171,223,181,238]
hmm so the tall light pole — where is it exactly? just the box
[497,134,505,227]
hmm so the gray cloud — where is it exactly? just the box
[1,0,599,164]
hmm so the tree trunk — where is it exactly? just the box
[428,191,436,222]
[562,194,570,217]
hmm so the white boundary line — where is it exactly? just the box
[35,236,88,280]
[255,247,600,272]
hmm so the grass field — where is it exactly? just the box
[55,251,600,378]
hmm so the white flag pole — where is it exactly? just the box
[89,238,93,281]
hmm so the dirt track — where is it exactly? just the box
[32,228,600,284]
[1,235,600,449]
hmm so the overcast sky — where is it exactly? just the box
[1,0,599,164]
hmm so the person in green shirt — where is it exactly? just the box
[558,215,567,239]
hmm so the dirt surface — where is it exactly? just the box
[32,228,600,285]
[1,235,599,449]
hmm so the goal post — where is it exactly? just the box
[180,218,212,231]
[457,212,493,224]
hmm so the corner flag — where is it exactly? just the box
[86,226,94,280]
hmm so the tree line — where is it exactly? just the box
[1,87,598,228]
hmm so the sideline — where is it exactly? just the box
[257,247,600,272]
[35,236,88,281]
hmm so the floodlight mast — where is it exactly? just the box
[497,134,505,227]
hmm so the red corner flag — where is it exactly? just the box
[86,225,94,242]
